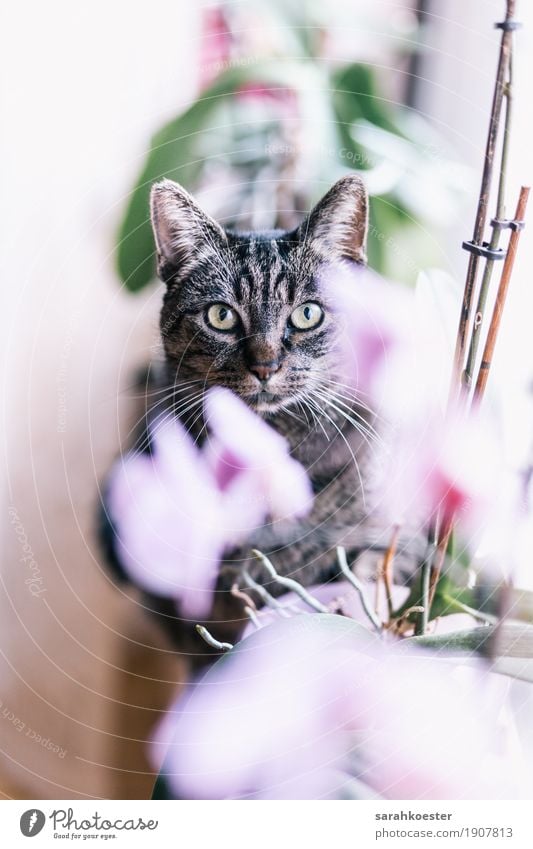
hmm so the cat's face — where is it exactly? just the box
[150,175,368,415]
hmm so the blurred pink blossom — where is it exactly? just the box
[198,7,233,90]
[236,82,298,113]
[153,615,531,800]
[204,386,311,524]
[326,264,446,423]
[381,402,504,546]
[107,388,312,619]
[152,616,366,799]
[326,264,504,549]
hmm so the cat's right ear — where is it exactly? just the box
[150,179,227,283]
[295,174,368,264]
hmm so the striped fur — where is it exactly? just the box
[103,176,419,654]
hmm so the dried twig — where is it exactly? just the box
[336,546,382,632]
[231,583,257,611]
[381,524,400,620]
[389,606,425,637]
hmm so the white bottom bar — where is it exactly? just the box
[1,800,532,848]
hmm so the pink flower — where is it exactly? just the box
[107,389,312,619]
[236,82,298,111]
[325,266,413,403]
[325,264,446,424]
[340,646,527,800]
[198,7,233,90]
[381,402,504,544]
[153,616,531,800]
[325,264,502,546]
[152,616,363,799]
[204,386,312,525]
[107,421,226,619]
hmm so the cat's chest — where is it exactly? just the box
[270,408,372,487]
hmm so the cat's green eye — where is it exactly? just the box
[289,302,324,331]
[206,303,239,332]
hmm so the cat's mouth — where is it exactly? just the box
[246,389,286,413]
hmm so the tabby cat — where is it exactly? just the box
[101,175,412,659]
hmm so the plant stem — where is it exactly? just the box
[415,521,437,636]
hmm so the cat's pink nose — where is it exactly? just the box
[249,361,281,382]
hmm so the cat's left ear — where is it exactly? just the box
[296,174,368,264]
[150,179,227,282]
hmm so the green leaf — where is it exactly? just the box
[117,74,241,292]
[449,584,533,626]
[332,64,401,138]
[117,60,328,292]
[406,621,533,683]
[491,656,533,684]
[503,588,533,624]
[392,571,480,623]
[406,621,533,685]
[228,612,381,661]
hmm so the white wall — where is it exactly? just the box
[0,0,199,798]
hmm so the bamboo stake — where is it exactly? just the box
[418,1,523,635]
[424,189,530,620]
[474,185,530,400]
[449,0,517,403]
[463,53,514,388]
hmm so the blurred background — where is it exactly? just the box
[1,0,532,798]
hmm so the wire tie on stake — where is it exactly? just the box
[461,240,506,261]
[494,20,522,31]
[490,217,526,231]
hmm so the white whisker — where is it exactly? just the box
[303,393,366,507]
